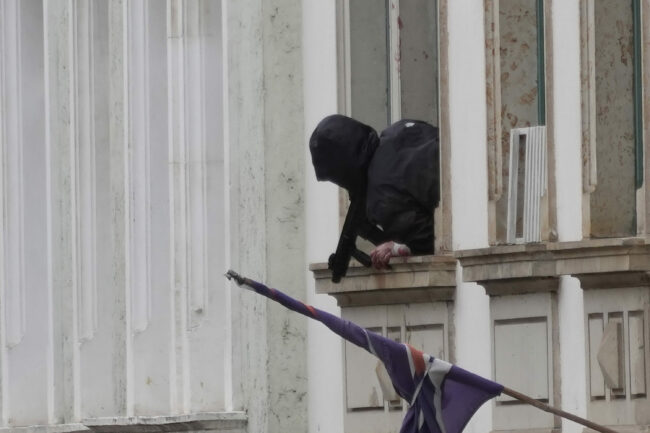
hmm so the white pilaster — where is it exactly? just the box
[68,0,130,420]
[0,0,50,426]
[44,0,77,424]
[167,0,189,413]
[1,0,26,351]
[302,1,343,432]
[224,0,268,427]
[168,0,226,414]
[72,0,98,345]
[553,3,587,433]
[127,0,173,416]
[447,2,492,433]
[128,0,152,336]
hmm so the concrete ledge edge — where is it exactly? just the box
[0,413,248,433]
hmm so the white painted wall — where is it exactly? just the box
[447,2,493,433]
[552,3,588,433]
[302,2,344,433]
[0,1,602,432]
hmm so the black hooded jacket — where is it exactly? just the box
[310,115,440,254]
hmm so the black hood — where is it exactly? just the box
[309,115,379,196]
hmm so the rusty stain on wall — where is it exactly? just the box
[590,0,636,237]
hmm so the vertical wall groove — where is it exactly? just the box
[2,0,26,350]
[129,0,152,334]
[73,0,98,342]
[185,0,208,327]
[167,0,189,412]
[0,0,8,422]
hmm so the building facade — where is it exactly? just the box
[1,1,650,433]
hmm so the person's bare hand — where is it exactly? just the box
[370,242,394,269]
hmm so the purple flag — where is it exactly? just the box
[227,271,503,433]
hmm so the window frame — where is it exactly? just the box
[335,0,452,253]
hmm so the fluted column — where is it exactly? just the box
[1,0,49,426]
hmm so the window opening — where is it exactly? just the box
[494,0,547,243]
[347,0,439,130]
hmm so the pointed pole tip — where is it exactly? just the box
[225,270,245,286]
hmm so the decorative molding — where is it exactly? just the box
[72,0,99,341]
[494,317,549,403]
[491,292,559,430]
[585,288,650,425]
[588,313,606,399]
[310,255,456,307]
[127,0,152,334]
[1,0,26,348]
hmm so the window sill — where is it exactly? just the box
[456,237,650,295]
[309,254,457,307]
[83,412,247,433]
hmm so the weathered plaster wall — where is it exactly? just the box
[226,0,308,432]
[224,0,269,430]
[262,1,308,433]
[590,0,637,237]
[302,1,345,433]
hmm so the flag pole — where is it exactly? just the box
[501,387,619,433]
[226,270,619,433]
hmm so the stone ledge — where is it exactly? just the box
[310,254,456,306]
[0,424,89,433]
[584,426,650,433]
[456,237,650,295]
[83,413,247,433]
